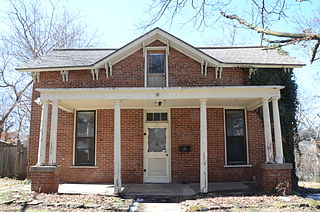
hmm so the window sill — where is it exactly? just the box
[69,166,98,168]
[224,165,252,168]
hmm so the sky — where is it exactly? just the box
[65,0,320,101]
[1,0,319,104]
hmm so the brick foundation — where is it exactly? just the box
[261,163,293,195]
[30,166,60,193]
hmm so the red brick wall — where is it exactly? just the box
[261,168,292,194]
[121,109,144,183]
[171,108,200,183]
[170,108,265,183]
[30,170,59,193]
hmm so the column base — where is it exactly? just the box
[261,163,292,195]
[30,166,60,193]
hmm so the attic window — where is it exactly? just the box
[148,52,165,73]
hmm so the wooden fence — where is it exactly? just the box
[0,142,27,179]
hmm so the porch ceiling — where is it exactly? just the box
[60,98,258,110]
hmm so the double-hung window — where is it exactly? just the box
[225,109,247,165]
[75,111,95,166]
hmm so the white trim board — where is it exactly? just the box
[37,86,283,102]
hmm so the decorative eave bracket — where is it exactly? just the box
[60,70,69,82]
[215,67,223,79]
[201,60,208,76]
[105,62,113,78]
[283,68,291,73]
[91,69,99,80]
[32,72,40,82]
[249,67,257,79]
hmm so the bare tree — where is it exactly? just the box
[296,93,320,141]
[0,0,99,144]
[145,0,319,62]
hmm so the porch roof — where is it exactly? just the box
[37,86,283,112]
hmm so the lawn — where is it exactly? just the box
[0,177,320,211]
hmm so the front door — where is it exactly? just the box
[144,122,170,183]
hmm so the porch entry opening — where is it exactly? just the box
[144,112,170,183]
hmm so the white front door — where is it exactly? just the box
[144,122,170,183]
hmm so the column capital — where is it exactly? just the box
[114,99,122,106]
[199,98,207,104]
[41,99,49,104]
[271,97,280,102]
[50,99,59,104]
[261,98,270,103]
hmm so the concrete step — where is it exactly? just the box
[137,203,186,212]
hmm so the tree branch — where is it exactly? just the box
[220,11,320,40]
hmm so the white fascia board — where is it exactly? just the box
[228,64,304,68]
[37,86,283,101]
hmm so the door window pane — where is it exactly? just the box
[225,110,247,165]
[75,111,95,166]
[148,128,166,152]
[148,53,165,73]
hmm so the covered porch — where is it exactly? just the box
[30,86,290,194]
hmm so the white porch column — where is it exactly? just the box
[37,100,49,166]
[200,99,208,193]
[272,98,284,164]
[48,100,59,166]
[262,98,274,163]
[114,100,122,193]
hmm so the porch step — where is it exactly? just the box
[122,183,196,198]
[137,203,186,212]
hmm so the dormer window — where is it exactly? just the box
[147,51,166,87]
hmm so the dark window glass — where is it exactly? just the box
[147,113,153,121]
[146,113,168,122]
[75,111,95,166]
[148,53,165,73]
[154,113,161,121]
[160,113,167,121]
[225,110,247,165]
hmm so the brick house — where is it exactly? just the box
[17,28,304,194]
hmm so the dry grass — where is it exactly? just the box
[298,181,320,189]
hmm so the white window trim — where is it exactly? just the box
[73,109,97,167]
[223,108,250,167]
[144,46,169,87]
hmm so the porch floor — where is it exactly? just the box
[58,181,258,197]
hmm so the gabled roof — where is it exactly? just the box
[17,28,305,72]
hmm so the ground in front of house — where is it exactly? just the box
[0,177,320,212]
